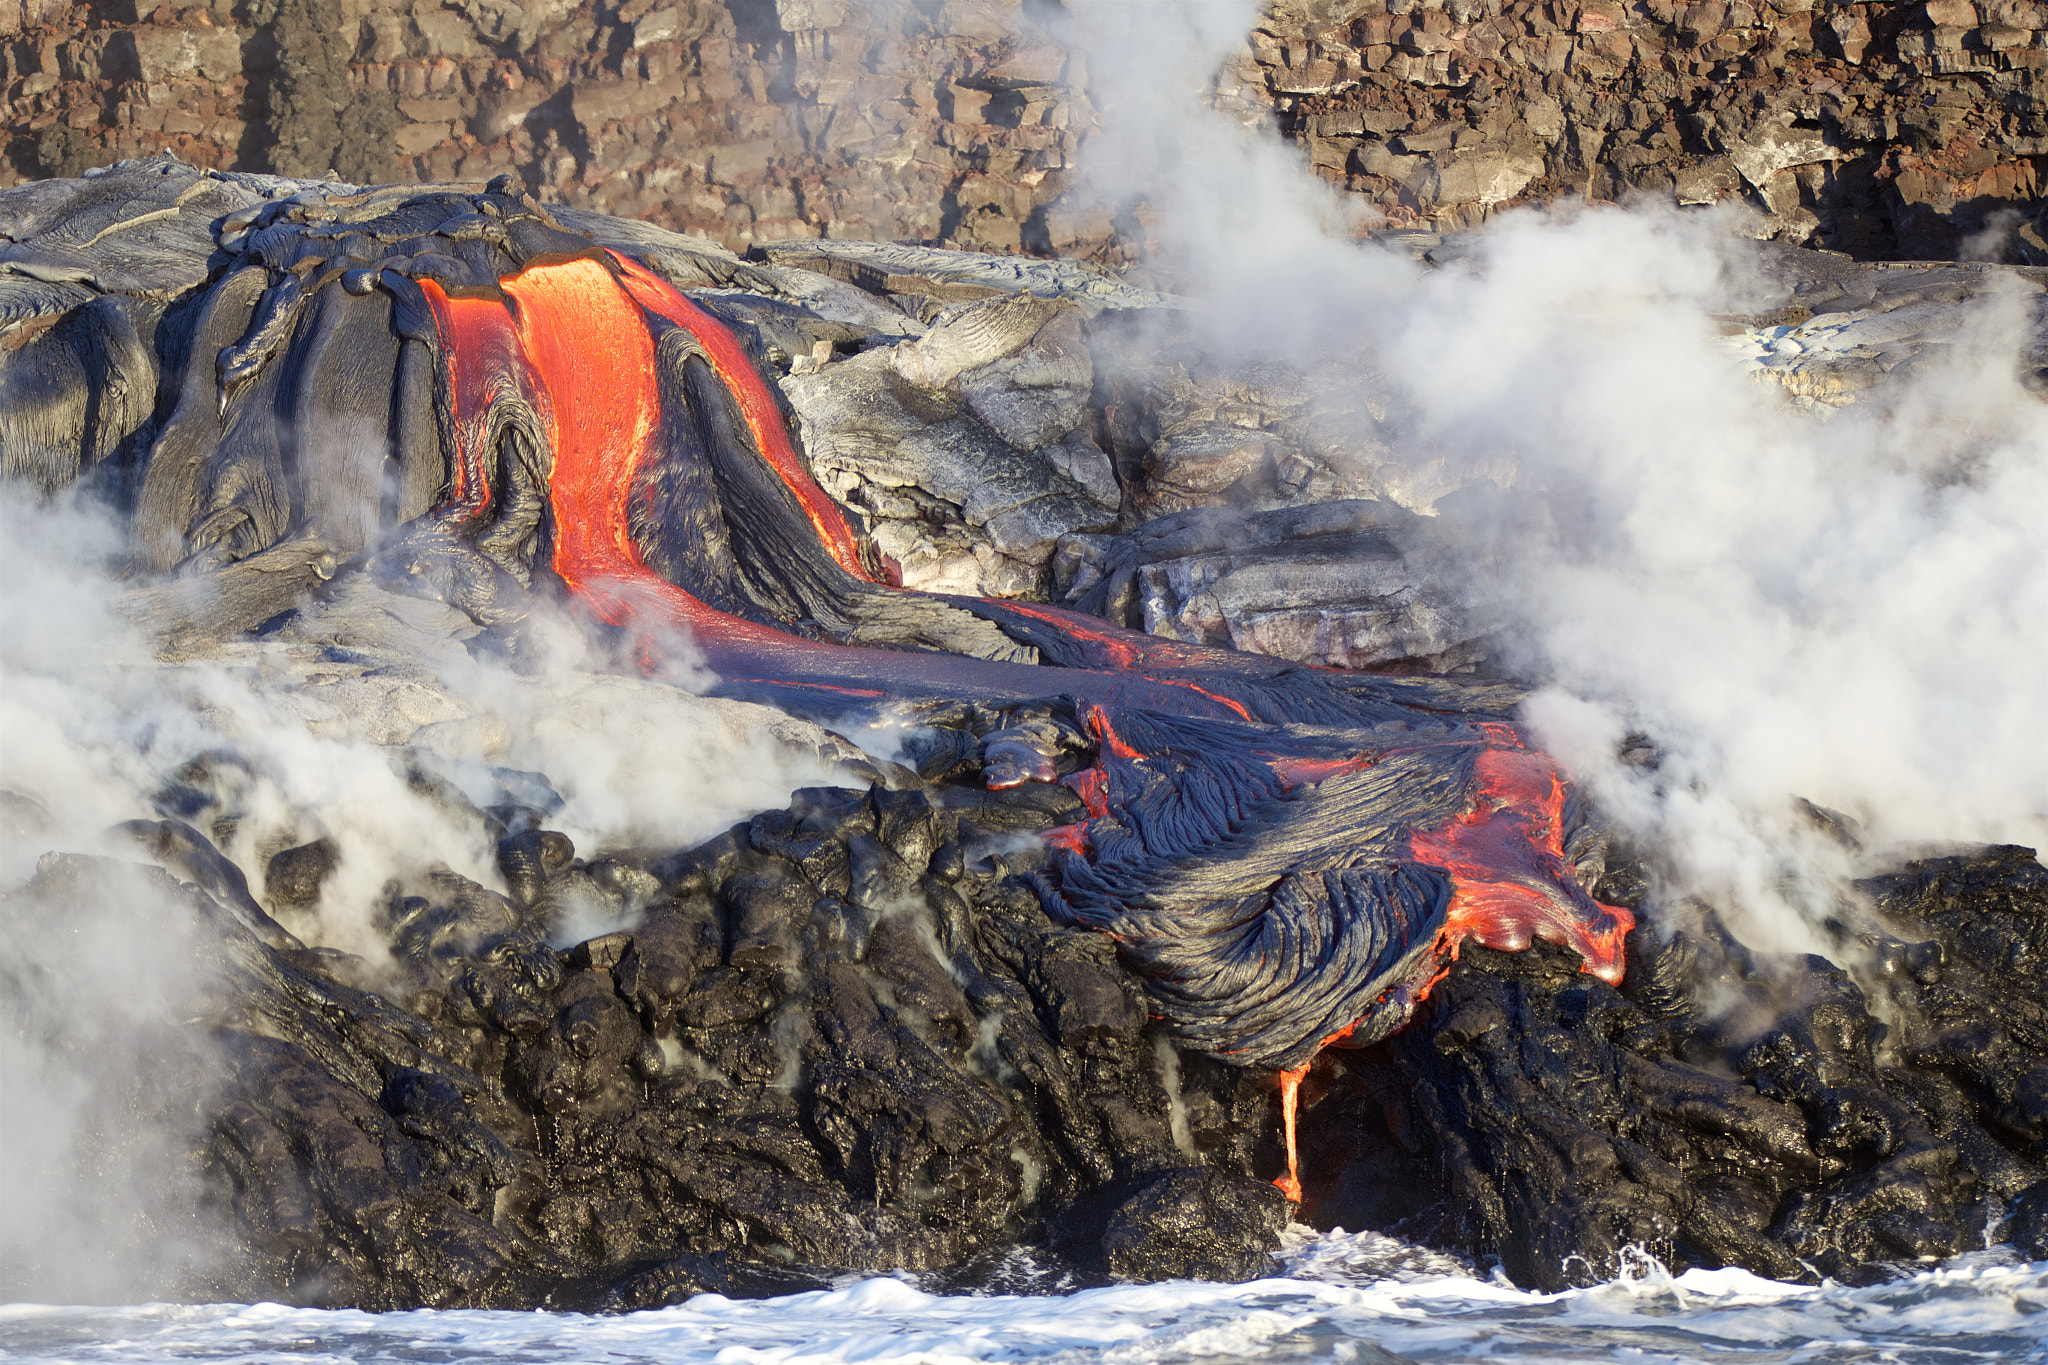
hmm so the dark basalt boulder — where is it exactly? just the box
[1295,844,2048,1290]
[10,773,1289,1309]
[10,789,2044,1305]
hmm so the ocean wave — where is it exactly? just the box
[2,1231,2042,1365]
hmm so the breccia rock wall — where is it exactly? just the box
[3,1,2041,262]
[0,0,1091,253]
[1256,0,2048,261]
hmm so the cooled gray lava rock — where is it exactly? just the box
[783,292,1118,597]
[1722,249,2048,407]
[751,240,1176,318]
[1055,500,1489,673]
[7,160,2048,1311]
[1085,308,1461,525]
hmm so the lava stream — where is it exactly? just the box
[1407,742,1633,986]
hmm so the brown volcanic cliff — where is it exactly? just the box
[1260,0,2048,260]
[1,1,2043,262]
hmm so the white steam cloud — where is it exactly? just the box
[0,486,855,1300]
[1059,1,2048,944]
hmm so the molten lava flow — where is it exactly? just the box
[419,257,1299,718]
[419,284,541,526]
[1407,739,1633,985]
[998,600,1143,668]
[1268,753,1375,791]
[421,257,796,661]
[994,602,1260,721]
[1084,704,1144,761]
[1274,1060,1309,1204]
[1176,683,1257,724]
[1273,1022,1356,1202]
[722,679,887,699]
[1261,738,1630,1203]
[1044,707,1162,860]
[1064,765,1110,820]
[608,252,871,582]
[1041,824,1090,855]
[496,260,662,612]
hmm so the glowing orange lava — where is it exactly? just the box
[420,285,539,524]
[1268,753,1375,791]
[999,601,1143,668]
[1406,740,1633,986]
[1064,766,1110,820]
[997,602,1259,722]
[723,679,888,698]
[420,259,799,660]
[1042,709,1151,857]
[1275,1061,1309,1203]
[1273,1022,1356,1202]
[608,252,871,582]
[419,256,1636,1218]
[1083,704,1144,761]
[1269,732,1631,1204]
[497,259,662,609]
[1041,824,1091,855]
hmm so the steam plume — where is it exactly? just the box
[0,486,852,1299]
[1058,1,2048,943]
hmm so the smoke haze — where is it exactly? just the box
[3,0,2044,1304]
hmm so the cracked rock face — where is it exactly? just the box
[783,294,1117,598]
[1053,501,1487,674]
[1720,253,2048,407]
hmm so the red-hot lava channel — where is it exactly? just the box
[419,255,1635,1206]
[417,257,1260,718]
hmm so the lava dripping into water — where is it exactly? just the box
[1269,731,1635,1203]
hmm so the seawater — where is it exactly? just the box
[2,1230,2043,1365]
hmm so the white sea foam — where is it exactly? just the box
[1,1234,2041,1365]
